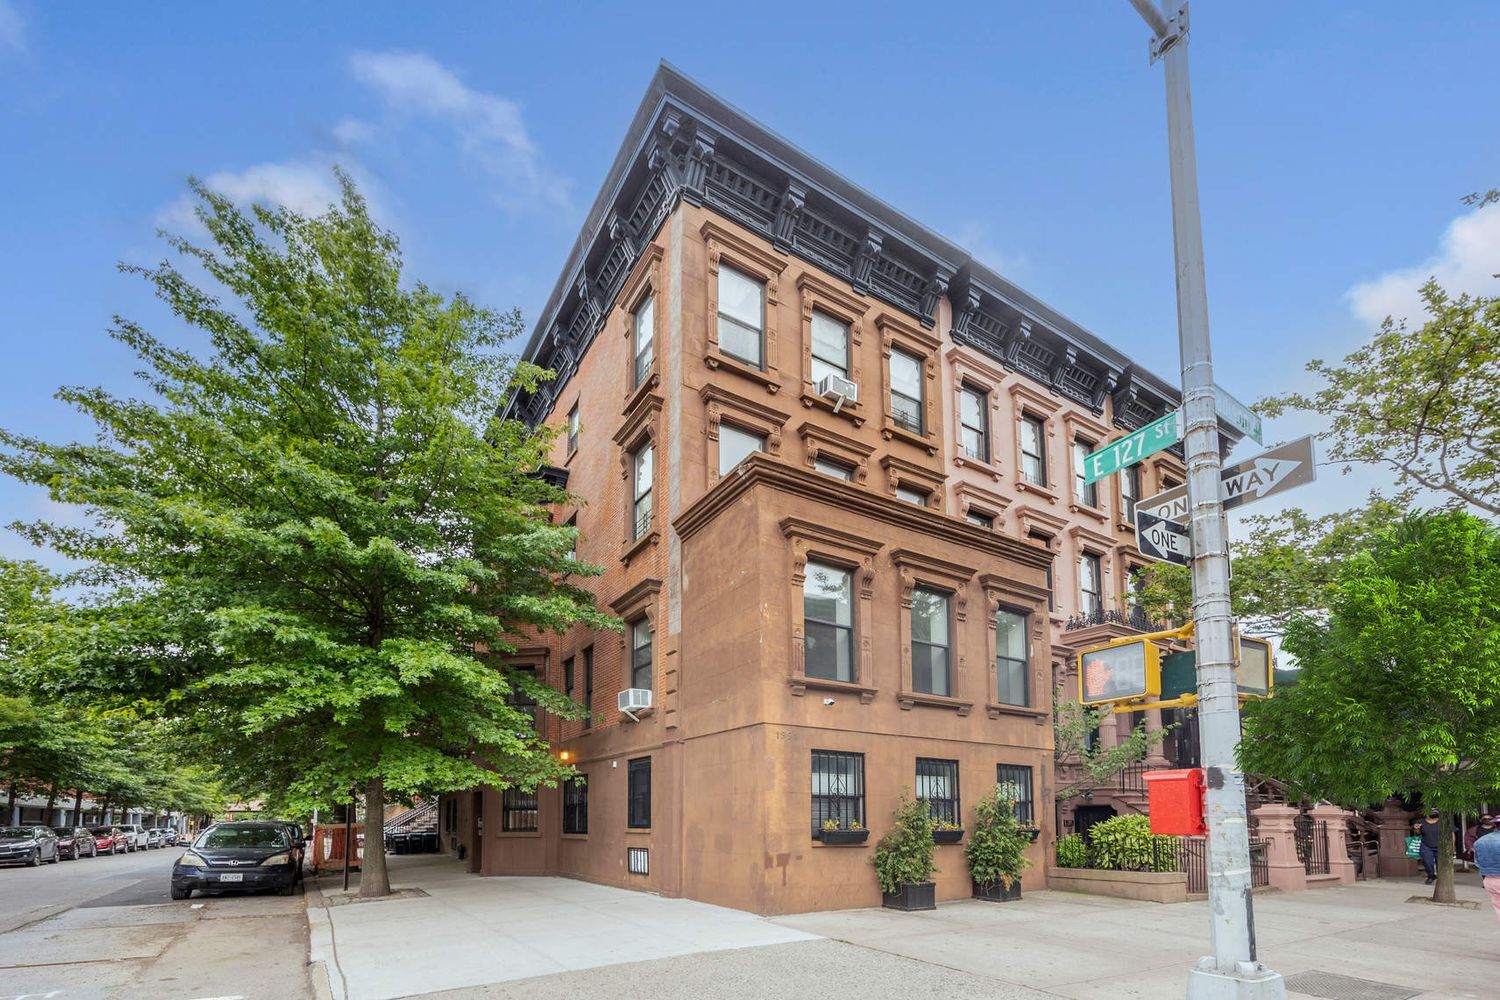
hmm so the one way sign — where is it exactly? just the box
[1137,436,1317,523]
[1134,509,1192,565]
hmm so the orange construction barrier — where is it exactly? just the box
[309,823,365,873]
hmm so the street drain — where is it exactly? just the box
[1283,971,1420,1000]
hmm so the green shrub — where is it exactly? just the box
[872,789,937,893]
[1085,814,1178,872]
[965,788,1032,889]
[1055,833,1088,869]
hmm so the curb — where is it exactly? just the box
[305,877,345,1000]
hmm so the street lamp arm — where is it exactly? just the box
[1128,0,1171,38]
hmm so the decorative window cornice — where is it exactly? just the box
[780,517,879,701]
[879,453,945,506]
[797,421,873,485]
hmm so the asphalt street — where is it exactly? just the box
[0,843,313,1000]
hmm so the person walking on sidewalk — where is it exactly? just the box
[1475,823,1500,923]
[1417,810,1442,884]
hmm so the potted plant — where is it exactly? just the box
[816,816,869,845]
[1019,823,1042,843]
[965,788,1031,902]
[932,818,965,845]
[873,790,937,910]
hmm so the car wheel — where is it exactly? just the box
[48,850,59,864]
[25,850,39,868]
[170,885,191,900]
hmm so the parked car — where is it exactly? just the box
[171,822,298,899]
[145,829,165,849]
[51,826,97,860]
[272,821,307,879]
[154,828,179,847]
[89,827,121,855]
[118,824,148,851]
[0,826,60,866]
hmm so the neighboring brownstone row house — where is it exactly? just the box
[441,63,1234,915]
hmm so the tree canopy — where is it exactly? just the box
[1238,511,1500,902]
[0,173,614,894]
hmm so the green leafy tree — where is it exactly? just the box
[0,174,614,896]
[1238,511,1500,904]
[1257,280,1498,517]
[1054,692,1170,801]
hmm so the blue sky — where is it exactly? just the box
[2,1,1497,567]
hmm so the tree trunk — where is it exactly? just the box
[6,781,15,825]
[72,793,83,827]
[1433,813,1457,904]
[45,782,58,825]
[359,775,390,898]
[99,798,111,825]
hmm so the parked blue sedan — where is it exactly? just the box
[170,822,298,899]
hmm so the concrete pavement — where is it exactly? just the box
[311,854,1494,1000]
[0,844,313,999]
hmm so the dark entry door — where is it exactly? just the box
[468,790,484,874]
[1075,805,1118,844]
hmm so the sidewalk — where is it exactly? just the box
[308,855,1495,1000]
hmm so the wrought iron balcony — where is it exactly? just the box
[1063,606,1175,633]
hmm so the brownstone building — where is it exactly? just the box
[442,64,1231,914]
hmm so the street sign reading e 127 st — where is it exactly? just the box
[1082,410,1181,485]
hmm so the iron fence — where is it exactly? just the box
[1064,607,1179,632]
[1250,838,1269,888]
[1144,835,1269,894]
[1293,815,1330,875]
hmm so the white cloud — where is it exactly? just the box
[0,0,25,54]
[156,155,385,235]
[349,50,570,211]
[950,220,1029,279]
[1347,202,1500,328]
[332,117,375,146]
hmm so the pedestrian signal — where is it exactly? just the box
[1078,639,1162,706]
[1235,636,1273,698]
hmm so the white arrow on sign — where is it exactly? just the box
[1138,436,1317,521]
[1134,509,1192,565]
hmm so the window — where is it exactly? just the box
[814,456,854,481]
[629,619,653,691]
[501,787,538,832]
[1030,532,1056,612]
[1128,566,1146,613]
[563,657,575,700]
[810,310,849,384]
[718,422,765,475]
[567,404,580,455]
[564,514,578,561]
[965,510,994,531]
[959,385,989,461]
[895,485,928,506]
[995,609,1029,707]
[631,443,654,540]
[508,670,537,729]
[996,765,1035,825]
[562,778,588,835]
[910,587,951,696]
[889,348,924,434]
[717,264,764,368]
[627,757,651,829]
[1020,415,1046,486]
[1161,474,1182,491]
[1079,553,1103,617]
[804,561,854,683]
[582,647,593,731]
[1121,464,1141,521]
[916,758,960,826]
[810,750,864,835]
[1073,440,1098,508]
[633,293,655,387]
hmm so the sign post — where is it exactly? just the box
[1127,1,1286,996]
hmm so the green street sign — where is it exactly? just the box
[1082,409,1181,485]
[1214,384,1263,445]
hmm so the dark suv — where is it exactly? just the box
[0,826,59,866]
[52,826,97,860]
[171,822,297,899]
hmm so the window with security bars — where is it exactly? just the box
[916,758,960,826]
[627,757,651,829]
[631,443,653,540]
[502,786,538,832]
[997,764,1035,825]
[717,264,764,368]
[627,846,649,875]
[811,750,864,835]
[562,778,587,835]
[995,609,1029,707]
[889,348,924,434]
[960,385,989,461]
[633,293,655,387]
[629,619,653,691]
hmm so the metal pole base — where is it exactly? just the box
[1186,958,1286,1000]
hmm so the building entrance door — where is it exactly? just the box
[468,790,484,874]
[1075,805,1117,844]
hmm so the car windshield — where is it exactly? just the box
[90,828,112,836]
[51,827,74,836]
[197,826,287,850]
[0,828,34,840]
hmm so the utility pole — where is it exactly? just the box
[1125,3,1285,997]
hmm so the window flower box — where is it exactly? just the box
[816,828,869,845]
[932,828,965,845]
[882,881,936,911]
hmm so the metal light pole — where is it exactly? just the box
[1125,3,1285,996]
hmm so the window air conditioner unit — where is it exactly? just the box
[816,373,858,413]
[617,687,653,721]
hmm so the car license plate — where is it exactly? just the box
[219,872,244,882]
